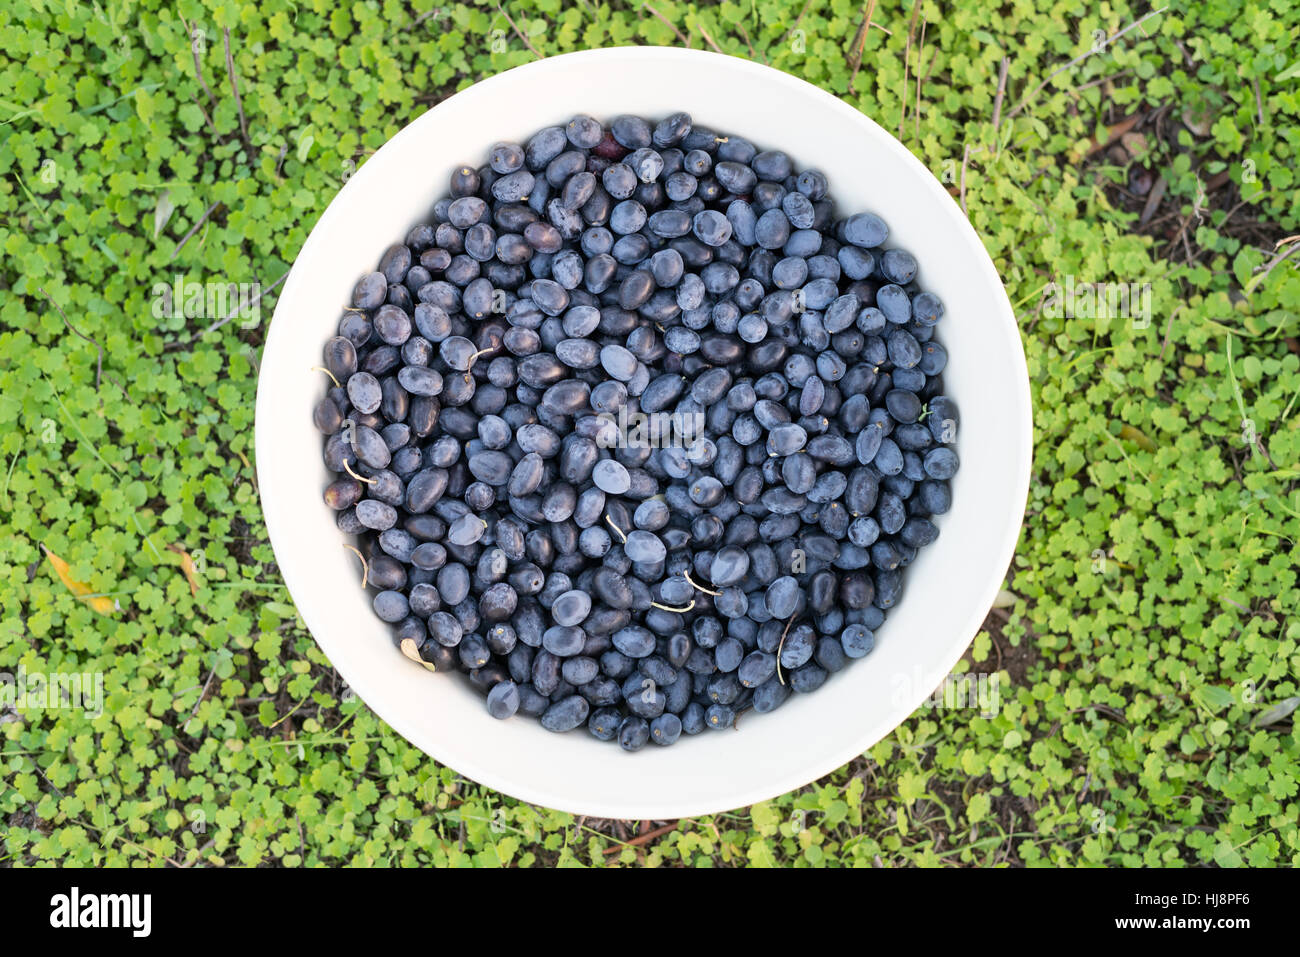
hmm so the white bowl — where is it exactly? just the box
[256,46,1032,820]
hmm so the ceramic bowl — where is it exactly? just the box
[255,46,1032,819]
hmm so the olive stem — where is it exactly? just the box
[684,570,721,596]
[650,599,695,613]
[775,613,797,686]
[311,365,341,389]
[605,514,627,543]
[464,347,494,382]
[342,460,376,485]
[400,636,436,672]
[342,543,369,588]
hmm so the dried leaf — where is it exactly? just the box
[992,589,1017,608]
[1181,107,1213,137]
[1119,131,1148,157]
[42,544,117,615]
[166,543,200,596]
[1118,424,1156,452]
[1077,112,1142,161]
[1253,696,1300,728]
[153,188,175,239]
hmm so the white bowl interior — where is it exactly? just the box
[256,47,1032,819]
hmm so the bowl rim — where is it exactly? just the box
[255,45,1033,819]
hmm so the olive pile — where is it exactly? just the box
[315,112,958,750]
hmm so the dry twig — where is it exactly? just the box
[183,17,217,106]
[643,2,689,45]
[223,29,251,148]
[847,0,879,95]
[497,4,545,58]
[899,3,921,138]
[696,22,725,55]
[1008,7,1169,120]
[602,821,680,856]
[991,56,1011,142]
[39,285,101,394]
[914,17,930,143]
[959,143,984,217]
[169,201,222,261]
